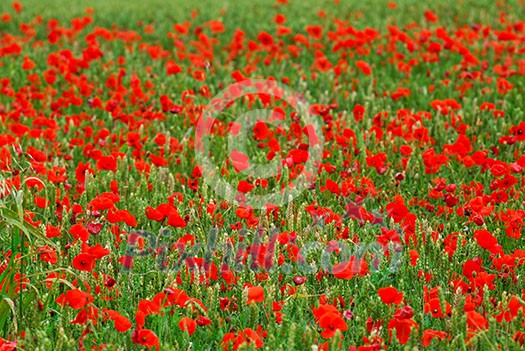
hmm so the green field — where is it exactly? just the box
[1,0,525,350]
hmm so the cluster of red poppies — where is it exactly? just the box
[1,0,525,350]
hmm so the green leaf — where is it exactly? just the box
[0,206,56,248]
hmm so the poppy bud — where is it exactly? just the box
[292,276,306,285]
[395,172,405,181]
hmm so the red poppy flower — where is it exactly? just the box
[252,121,270,140]
[166,60,182,76]
[84,243,110,259]
[0,338,17,351]
[388,318,418,345]
[355,60,372,75]
[145,206,166,222]
[274,14,286,24]
[38,246,57,264]
[230,151,250,172]
[72,253,96,272]
[22,56,35,70]
[421,329,449,347]
[318,312,348,338]
[324,179,340,195]
[257,31,274,46]
[235,206,251,219]
[386,201,408,224]
[366,153,388,174]
[237,180,255,193]
[178,316,197,335]
[424,10,438,22]
[221,328,264,350]
[205,19,225,33]
[466,310,488,331]
[107,208,137,227]
[69,224,90,242]
[353,104,365,122]
[88,194,117,211]
[196,315,212,327]
[71,306,99,326]
[12,2,22,13]
[474,229,503,254]
[56,289,94,310]
[103,309,132,332]
[96,155,117,172]
[305,25,323,40]
[332,256,368,279]
[166,211,186,228]
[513,331,525,345]
[246,286,265,304]
[378,287,404,305]
[424,298,451,318]
[33,196,49,210]
[45,225,61,238]
[132,329,160,351]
